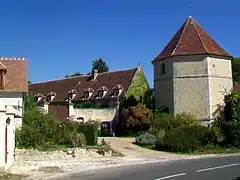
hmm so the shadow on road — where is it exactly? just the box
[233,177,240,180]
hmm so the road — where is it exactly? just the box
[54,156,240,180]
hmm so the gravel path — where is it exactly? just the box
[98,137,187,159]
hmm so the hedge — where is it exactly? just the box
[163,125,209,152]
[76,124,98,145]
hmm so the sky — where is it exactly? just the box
[0,0,239,86]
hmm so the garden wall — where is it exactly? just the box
[73,108,118,122]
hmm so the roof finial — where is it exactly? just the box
[188,3,193,19]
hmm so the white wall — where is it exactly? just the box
[0,92,23,128]
[0,107,15,170]
[207,57,233,118]
[73,108,117,123]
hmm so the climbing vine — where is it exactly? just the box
[127,70,150,102]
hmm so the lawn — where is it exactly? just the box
[136,144,240,155]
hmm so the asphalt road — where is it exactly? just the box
[56,156,240,180]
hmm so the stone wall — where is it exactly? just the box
[73,108,118,122]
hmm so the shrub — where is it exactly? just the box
[76,123,98,145]
[150,111,197,132]
[16,103,60,149]
[16,94,98,149]
[213,92,240,147]
[204,126,224,146]
[135,133,157,146]
[163,125,209,152]
[119,104,151,136]
[154,130,166,149]
[73,133,86,148]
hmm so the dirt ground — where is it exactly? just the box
[98,137,187,159]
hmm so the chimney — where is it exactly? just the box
[92,69,98,80]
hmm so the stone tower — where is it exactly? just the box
[152,16,233,121]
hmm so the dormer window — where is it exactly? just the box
[83,88,94,100]
[68,89,77,100]
[98,90,104,98]
[113,89,120,97]
[84,92,90,99]
[112,84,124,97]
[34,93,43,103]
[0,62,7,90]
[97,86,108,98]
[46,92,56,102]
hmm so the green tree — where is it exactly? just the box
[119,104,151,136]
[65,72,84,78]
[91,58,109,73]
[213,92,240,147]
[143,88,154,110]
[232,58,240,83]
[16,93,59,148]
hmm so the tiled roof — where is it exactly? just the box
[29,68,137,103]
[0,57,28,92]
[153,16,231,62]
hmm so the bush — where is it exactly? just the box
[163,125,209,152]
[76,123,98,145]
[119,104,151,136]
[154,130,166,149]
[135,133,157,146]
[16,103,60,149]
[213,92,240,147]
[150,111,198,132]
[17,94,87,150]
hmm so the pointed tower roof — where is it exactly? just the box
[153,16,231,62]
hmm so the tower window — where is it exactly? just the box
[160,63,166,75]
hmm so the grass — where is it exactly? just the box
[136,144,240,155]
[188,146,240,155]
[0,173,26,180]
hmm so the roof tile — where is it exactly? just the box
[154,16,231,62]
[29,68,137,103]
[0,58,28,92]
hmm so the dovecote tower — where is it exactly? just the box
[152,16,233,121]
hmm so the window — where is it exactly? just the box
[160,63,166,75]
[68,93,73,100]
[46,95,51,102]
[113,89,120,97]
[98,90,104,98]
[84,92,89,99]
[34,96,39,102]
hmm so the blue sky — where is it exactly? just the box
[0,0,239,86]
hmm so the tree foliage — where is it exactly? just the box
[16,93,59,148]
[16,93,95,149]
[91,58,109,73]
[65,72,84,78]
[127,70,149,102]
[213,92,240,147]
[163,125,209,152]
[232,57,240,83]
[119,104,151,135]
[143,88,154,110]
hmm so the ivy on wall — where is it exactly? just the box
[73,101,110,109]
[126,70,150,102]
